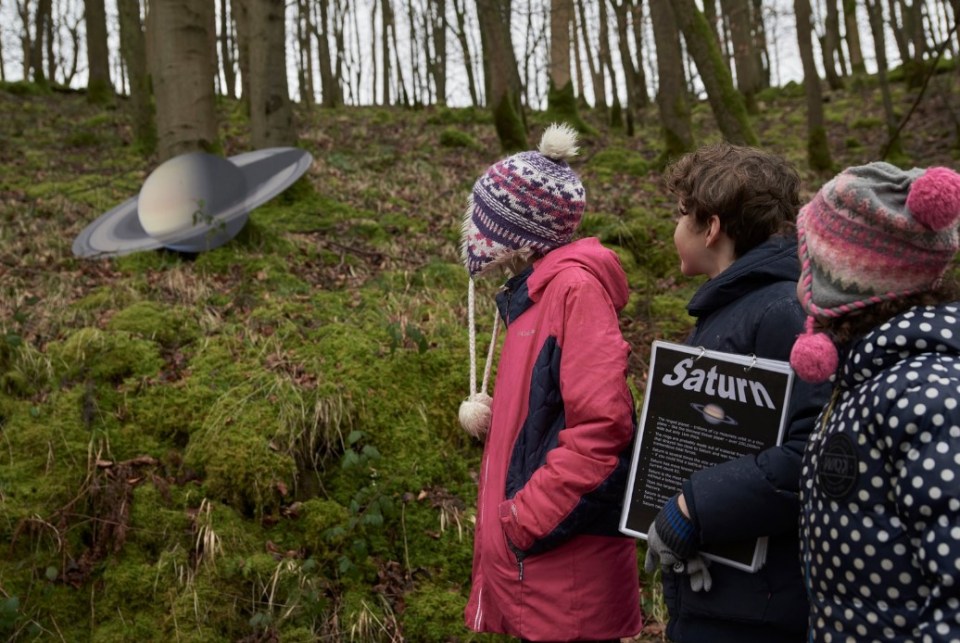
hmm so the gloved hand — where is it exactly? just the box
[671,553,713,592]
[644,494,711,591]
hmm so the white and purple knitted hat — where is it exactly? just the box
[460,123,584,277]
[790,162,960,383]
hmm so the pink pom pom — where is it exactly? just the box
[790,331,839,383]
[907,167,960,231]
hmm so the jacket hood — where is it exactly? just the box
[687,235,799,318]
[527,237,629,311]
[839,302,960,388]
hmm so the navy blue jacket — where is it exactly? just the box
[663,236,831,642]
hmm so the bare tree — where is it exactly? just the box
[650,0,693,161]
[576,0,605,108]
[548,0,586,125]
[821,0,845,88]
[117,0,155,153]
[85,0,113,102]
[248,0,295,147]
[147,0,218,161]
[30,0,51,83]
[795,0,832,169]
[671,0,758,145]
[451,0,479,106]
[865,0,904,158]
[719,0,762,111]
[843,0,866,74]
[295,0,315,108]
[314,0,342,106]
[430,0,447,105]
[232,0,252,106]
[219,0,237,98]
[610,0,648,132]
[477,0,526,150]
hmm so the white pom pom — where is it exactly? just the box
[538,123,579,161]
[459,393,492,440]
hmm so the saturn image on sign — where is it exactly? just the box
[691,402,738,426]
[72,147,313,258]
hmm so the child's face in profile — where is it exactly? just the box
[673,200,709,277]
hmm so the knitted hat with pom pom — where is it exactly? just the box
[458,124,583,439]
[790,162,960,383]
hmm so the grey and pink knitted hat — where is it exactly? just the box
[461,123,584,277]
[790,162,960,383]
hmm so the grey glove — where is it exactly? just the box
[671,553,713,592]
[643,520,681,574]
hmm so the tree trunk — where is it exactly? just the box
[795,0,832,170]
[885,0,913,62]
[382,0,392,104]
[671,0,757,145]
[843,0,866,74]
[219,0,237,98]
[719,0,761,112]
[610,0,645,133]
[296,0,315,108]
[85,0,113,102]
[118,0,156,154]
[248,0,295,147]
[630,1,650,103]
[147,0,218,161]
[576,0,605,109]
[701,0,723,47]
[821,0,845,88]
[750,0,770,87]
[432,0,447,105]
[476,0,527,151]
[232,0,252,109]
[572,0,586,106]
[315,0,341,106]
[406,0,421,105]
[865,0,903,158]
[650,0,693,162]
[31,0,51,84]
[598,0,619,124]
[548,0,585,126]
[451,0,479,106]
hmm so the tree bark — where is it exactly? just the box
[865,0,904,158]
[85,0,113,102]
[220,0,237,98]
[843,0,866,74]
[248,0,295,147]
[431,0,447,105]
[795,0,832,169]
[296,0,315,108]
[451,0,479,106]
[821,0,845,88]
[117,0,156,154]
[147,0,218,161]
[576,0,605,109]
[671,0,757,145]
[232,0,252,109]
[610,0,648,133]
[548,0,585,126]
[31,0,51,83]
[315,0,341,106]
[650,0,693,162]
[476,0,527,150]
[719,0,761,111]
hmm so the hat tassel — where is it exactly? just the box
[459,278,499,440]
[790,315,839,384]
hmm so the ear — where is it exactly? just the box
[704,215,723,246]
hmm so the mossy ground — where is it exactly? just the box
[1,74,958,641]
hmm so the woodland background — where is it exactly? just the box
[0,0,959,640]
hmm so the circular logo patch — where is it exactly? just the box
[817,432,858,499]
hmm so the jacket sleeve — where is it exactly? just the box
[683,296,832,544]
[889,373,960,635]
[498,273,635,554]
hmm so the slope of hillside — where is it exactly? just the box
[0,73,957,641]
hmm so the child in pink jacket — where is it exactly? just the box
[458,124,642,642]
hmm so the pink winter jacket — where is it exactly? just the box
[464,237,642,641]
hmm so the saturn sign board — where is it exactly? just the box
[620,340,794,572]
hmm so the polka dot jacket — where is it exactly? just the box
[800,303,960,642]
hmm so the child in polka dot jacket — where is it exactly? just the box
[789,162,960,642]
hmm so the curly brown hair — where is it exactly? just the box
[664,143,801,257]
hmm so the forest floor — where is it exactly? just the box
[0,69,959,642]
